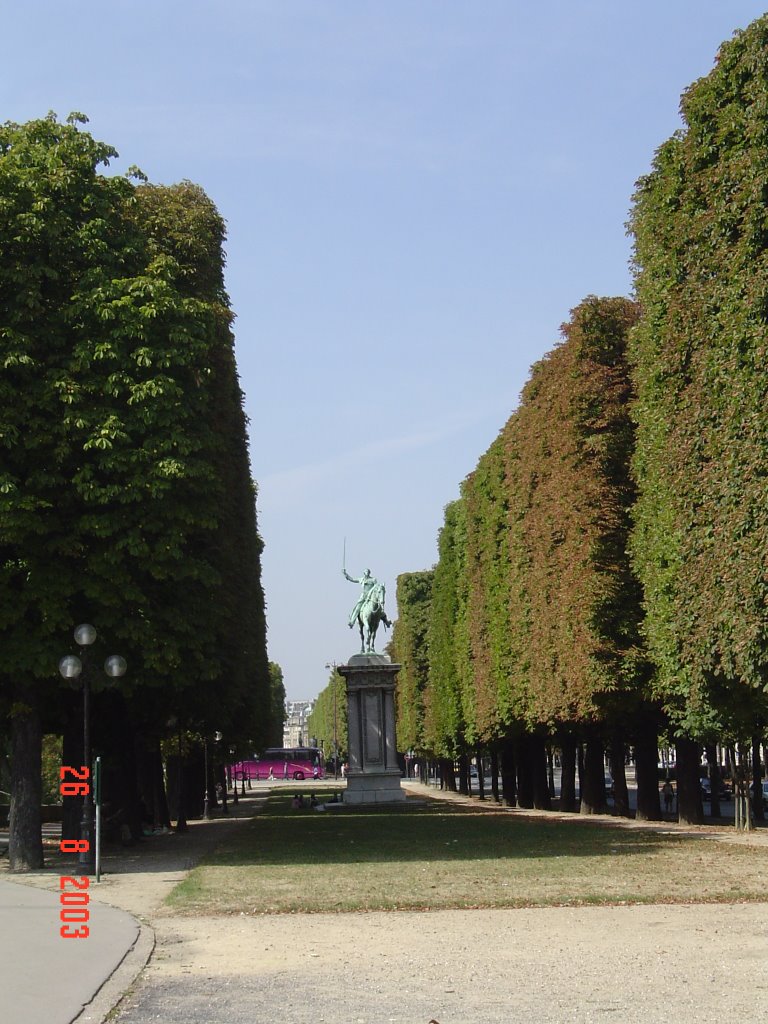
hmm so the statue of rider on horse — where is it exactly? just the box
[343,565,392,654]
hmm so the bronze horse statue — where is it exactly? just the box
[354,580,392,654]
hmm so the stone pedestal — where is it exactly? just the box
[337,653,405,804]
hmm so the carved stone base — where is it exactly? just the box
[337,653,405,805]
[344,771,406,804]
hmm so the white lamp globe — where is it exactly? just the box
[58,655,83,680]
[104,655,127,678]
[74,623,97,646]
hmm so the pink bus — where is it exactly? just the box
[232,746,324,782]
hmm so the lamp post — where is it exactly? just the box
[167,716,188,833]
[58,624,127,876]
[325,662,339,780]
[176,721,188,832]
[229,747,239,805]
[203,736,211,820]
[203,730,222,820]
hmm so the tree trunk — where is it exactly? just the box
[133,733,173,830]
[167,754,182,820]
[119,710,143,840]
[675,736,704,825]
[186,746,206,818]
[457,753,470,795]
[9,702,44,872]
[580,735,606,815]
[705,743,721,819]
[634,718,662,821]
[725,745,734,783]
[608,733,630,818]
[546,744,556,798]
[515,734,534,808]
[559,735,577,813]
[490,749,500,803]
[733,743,751,831]
[476,751,485,800]
[530,734,551,810]
[440,758,456,792]
[500,738,517,806]
[752,735,764,823]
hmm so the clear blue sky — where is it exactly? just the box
[4,2,767,700]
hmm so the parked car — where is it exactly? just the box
[754,780,768,809]
[700,778,731,801]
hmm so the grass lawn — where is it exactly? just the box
[164,790,768,915]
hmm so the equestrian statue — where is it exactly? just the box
[343,566,392,654]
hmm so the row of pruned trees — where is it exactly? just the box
[307,666,349,765]
[392,16,768,826]
[0,115,277,869]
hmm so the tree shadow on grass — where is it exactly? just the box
[204,790,688,868]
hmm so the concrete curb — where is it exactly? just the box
[71,922,155,1024]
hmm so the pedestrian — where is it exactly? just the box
[283,760,289,780]
[662,780,674,813]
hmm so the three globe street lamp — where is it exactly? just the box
[58,623,127,875]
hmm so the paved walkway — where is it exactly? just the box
[0,878,139,1024]
[0,793,263,1024]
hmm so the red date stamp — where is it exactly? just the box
[58,766,90,938]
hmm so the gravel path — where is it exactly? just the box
[111,901,768,1024]
[97,786,768,1024]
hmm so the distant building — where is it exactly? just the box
[284,700,315,748]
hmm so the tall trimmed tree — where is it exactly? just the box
[133,181,270,750]
[463,430,529,745]
[391,570,434,753]
[423,500,468,786]
[511,296,648,814]
[629,17,768,820]
[0,116,268,867]
[307,667,347,764]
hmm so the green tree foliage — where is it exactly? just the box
[391,570,433,751]
[450,297,644,752]
[423,501,468,758]
[463,431,529,741]
[413,299,643,764]
[307,668,347,760]
[266,663,287,748]
[629,17,768,738]
[0,115,268,865]
[0,118,228,682]
[133,181,270,747]
[40,734,63,805]
[512,297,644,730]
